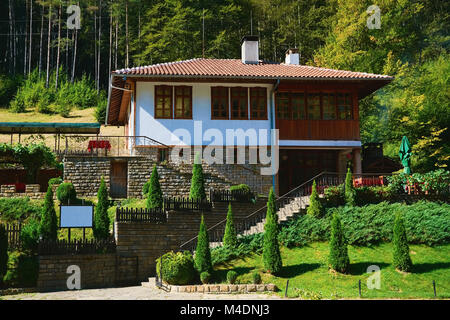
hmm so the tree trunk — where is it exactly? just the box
[115,17,118,70]
[28,0,33,74]
[8,0,14,74]
[55,4,61,90]
[39,5,44,77]
[71,28,77,83]
[94,7,97,91]
[125,0,129,68]
[97,0,102,92]
[46,5,52,88]
[109,8,112,76]
[24,0,29,76]
[65,0,69,74]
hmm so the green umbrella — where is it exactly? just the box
[399,136,412,174]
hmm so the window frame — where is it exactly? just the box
[230,87,249,120]
[211,86,230,120]
[154,85,173,119]
[336,92,353,120]
[174,85,193,119]
[250,87,268,120]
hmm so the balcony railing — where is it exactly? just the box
[54,135,167,157]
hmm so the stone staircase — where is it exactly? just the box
[209,195,310,248]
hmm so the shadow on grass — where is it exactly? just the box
[276,263,322,279]
[214,267,254,282]
[413,262,450,274]
[348,262,390,275]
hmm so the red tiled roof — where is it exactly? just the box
[112,58,393,80]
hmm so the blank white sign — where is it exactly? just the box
[60,206,93,228]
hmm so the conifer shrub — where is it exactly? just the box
[194,215,212,274]
[156,251,196,285]
[328,212,350,273]
[56,182,77,205]
[39,186,57,241]
[20,218,40,252]
[393,212,413,272]
[307,180,324,217]
[0,224,8,283]
[200,271,211,284]
[189,153,206,201]
[94,177,110,240]
[226,270,238,284]
[3,251,39,287]
[222,203,237,248]
[262,188,282,274]
[252,272,262,284]
[146,165,163,209]
[345,168,356,206]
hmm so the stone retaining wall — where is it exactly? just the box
[37,254,138,291]
[115,200,267,282]
[168,283,277,293]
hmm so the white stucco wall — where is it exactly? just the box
[135,81,273,146]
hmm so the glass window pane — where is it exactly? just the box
[307,93,321,120]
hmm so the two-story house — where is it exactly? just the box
[104,36,392,196]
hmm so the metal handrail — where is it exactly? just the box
[179,171,393,251]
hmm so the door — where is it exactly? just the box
[110,161,128,198]
[278,149,338,195]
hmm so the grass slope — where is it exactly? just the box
[215,242,450,299]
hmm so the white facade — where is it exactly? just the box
[132,81,273,146]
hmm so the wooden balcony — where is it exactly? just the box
[276,119,360,140]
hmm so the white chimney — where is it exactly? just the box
[241,36,259,64]
[285,48,300,65]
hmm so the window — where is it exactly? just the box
[307,93,321,120]
[291,93,306,120]
[250,87,268,119]
[322,93,336,120]
[174,86,192,119]
[276,92,290,120]
[211,87,229,119]
[337,93,353,120]
[155,85,172,118]
[230,87,248,119]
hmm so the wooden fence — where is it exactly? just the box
[163,197,212,212]
[115,207,167,223]
[210,189,255,203]
[38,238,116,255]
[5,223,21,250]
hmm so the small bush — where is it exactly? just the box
[323,185,345,207]
[393,212,413,272]
[345,168,356,206]
[146,165,163,209]
[226,270,238,284]
[0,224,8,282]
[200,271,211,284]
[194,215,212,274]
[94,177,110,240]
[230,184,251,194]
[39,186,58,241]
[189,153,206,201]
[328,212,350,273]
[3,251,39,288]
[56,182,77,205]
[0,197,41,222]
[20,219,40,252]
[307,180,324,217]
[156,251,196,285]
[48,177,63,186]
[262,188,282,274]
[252,272,261,284]
[223,203,237,248]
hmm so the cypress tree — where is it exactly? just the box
[393,212,413,272]
[223,203,237,248]
[189,153,206,201]
[328,212,350,273]
[146,165,163,209]
[0,224,8,281]
[194,215,212,274]
[307,180,324,217]
[262,188,282,274]
[94,177,110,240]
[39,186,58,241]
[345,168,356,206]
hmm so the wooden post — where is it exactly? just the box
[68,227,71,242]
[284,279,289,298]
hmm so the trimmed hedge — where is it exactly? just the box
[279,201,450,247]
[56,182,77,205]
[156,251,196,285]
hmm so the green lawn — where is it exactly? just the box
[214,242,450,299]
